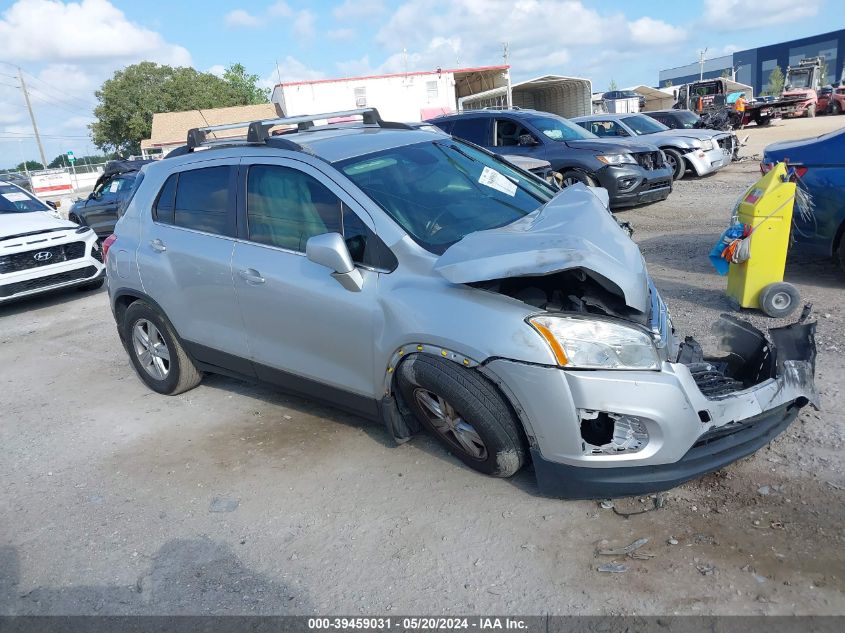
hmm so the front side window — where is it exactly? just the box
[246,165,342,252]
[0,184,50,214]
[494,119,538,146]
[337,140,555,254]
[621,115,668,135]
[527,115,595,141]
[584,120,628,137]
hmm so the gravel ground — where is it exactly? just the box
[1,116,843,616]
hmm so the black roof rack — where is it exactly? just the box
[184,107,413,152]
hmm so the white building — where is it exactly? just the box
[271,66,510,122]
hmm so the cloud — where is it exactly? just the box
[224,9,260,28]
[333,0,385,21]
[328,28,355,40]
[293,9,316,39]
[268,1,292,17]
[373,0,647,79]
[0,0,191,65]
[206,64,226,77]
[335,55,374,77]
[271,56,326,83]
[702,0,821,29]
[628,17,685,45]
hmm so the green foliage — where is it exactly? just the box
[47,153,115,169]
[90,62,270,154]
[820,61,828,85]
[767,65,785,96]
[223,63,270,105]
[663,79,673,88]
[15,160,44,171]
[721,68,732,79]
[608,78,618,91]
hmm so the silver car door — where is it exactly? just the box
[231,157,385,416]
[136,157,251,372]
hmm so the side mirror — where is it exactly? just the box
[518,134,538,147]
[45,200,58,210]
[306,232,363,292]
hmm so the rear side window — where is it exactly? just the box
[449,117,490,145]
[174,166,233,236]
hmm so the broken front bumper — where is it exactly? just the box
[482,315,817,499]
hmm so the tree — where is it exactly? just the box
[608,78,618,91]
[721,68,733,79]
[15,160,43,171]
[223,63,270,104]
[47,153,115,169]
[663,79,673,88]
[767,65,785,96]
[91,61,268,154]
[820,61,829,86]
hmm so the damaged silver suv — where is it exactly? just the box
[105,108,817,499]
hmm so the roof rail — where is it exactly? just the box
[184,107,412,151]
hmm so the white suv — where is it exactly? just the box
[1,179,104,303]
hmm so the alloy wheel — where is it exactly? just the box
[413,388,488,460]
[132,319,171,380]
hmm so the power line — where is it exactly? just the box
[20,68,98,110]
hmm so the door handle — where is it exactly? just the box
[238,268,265,285]
[150,239,166,253]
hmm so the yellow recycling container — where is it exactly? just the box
[726,162,800,317]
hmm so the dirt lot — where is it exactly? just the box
[1,116,843,616]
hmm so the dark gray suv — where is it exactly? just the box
[429,109,673,208]
[104,108,816,499]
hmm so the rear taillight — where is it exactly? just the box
[102,234,117,265]
[791,165,808,178]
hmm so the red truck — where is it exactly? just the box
[675,58,826,126]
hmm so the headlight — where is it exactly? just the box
[596,153,636,165]
[529,316,660,370]
[700,139,714,151]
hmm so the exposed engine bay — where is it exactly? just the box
[470,268,647,325]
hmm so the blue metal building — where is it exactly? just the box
[659,29,845,95]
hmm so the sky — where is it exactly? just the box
[0,0,842,168]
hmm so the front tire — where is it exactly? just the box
[397,355,526,477]
[807,104,816,118]
[557,170,597,188]
[832,101,842,115]
[122,301,202,395]
[663,148,685,181]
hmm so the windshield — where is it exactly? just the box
[670,110,701,129]
[336,140,555,255]
[621,115,669,135]
[0,183,50,214]
[786,70,812,90]
[526,115,596,141]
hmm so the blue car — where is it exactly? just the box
[762,128,845,271]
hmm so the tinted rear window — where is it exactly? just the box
[448,117,490,145]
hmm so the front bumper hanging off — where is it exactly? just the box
[486,314,817,499]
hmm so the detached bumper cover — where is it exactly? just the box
[484,315,817,499]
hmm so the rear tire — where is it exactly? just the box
[122,301,202,395]
[663,148,685,181]
[397,355,526,477]
[759,282,800,318]
[836,238,845,274]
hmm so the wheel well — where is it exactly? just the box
[834,219,845,256]
[113,293,140,329]
[392,352,536,448]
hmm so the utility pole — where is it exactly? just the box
[18,68,47,168]
[503,42,513,109]
[699,48,708,81]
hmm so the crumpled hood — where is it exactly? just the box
[433,184,649,313]
[1,212,76,240]
[651,129,719,143]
